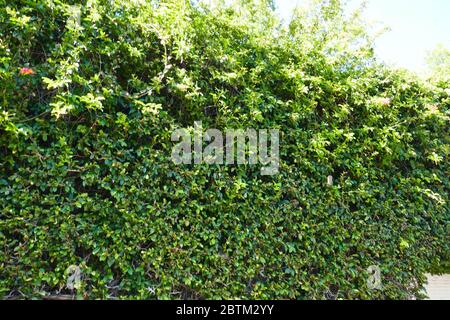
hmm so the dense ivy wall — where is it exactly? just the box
[0,0,448,299]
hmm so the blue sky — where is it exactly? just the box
[275,0,450,72]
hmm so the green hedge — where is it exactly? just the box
[0,0,448,299]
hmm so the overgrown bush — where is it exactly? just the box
[0,0,448,299]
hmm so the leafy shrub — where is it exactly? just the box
[0,0,448,299]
